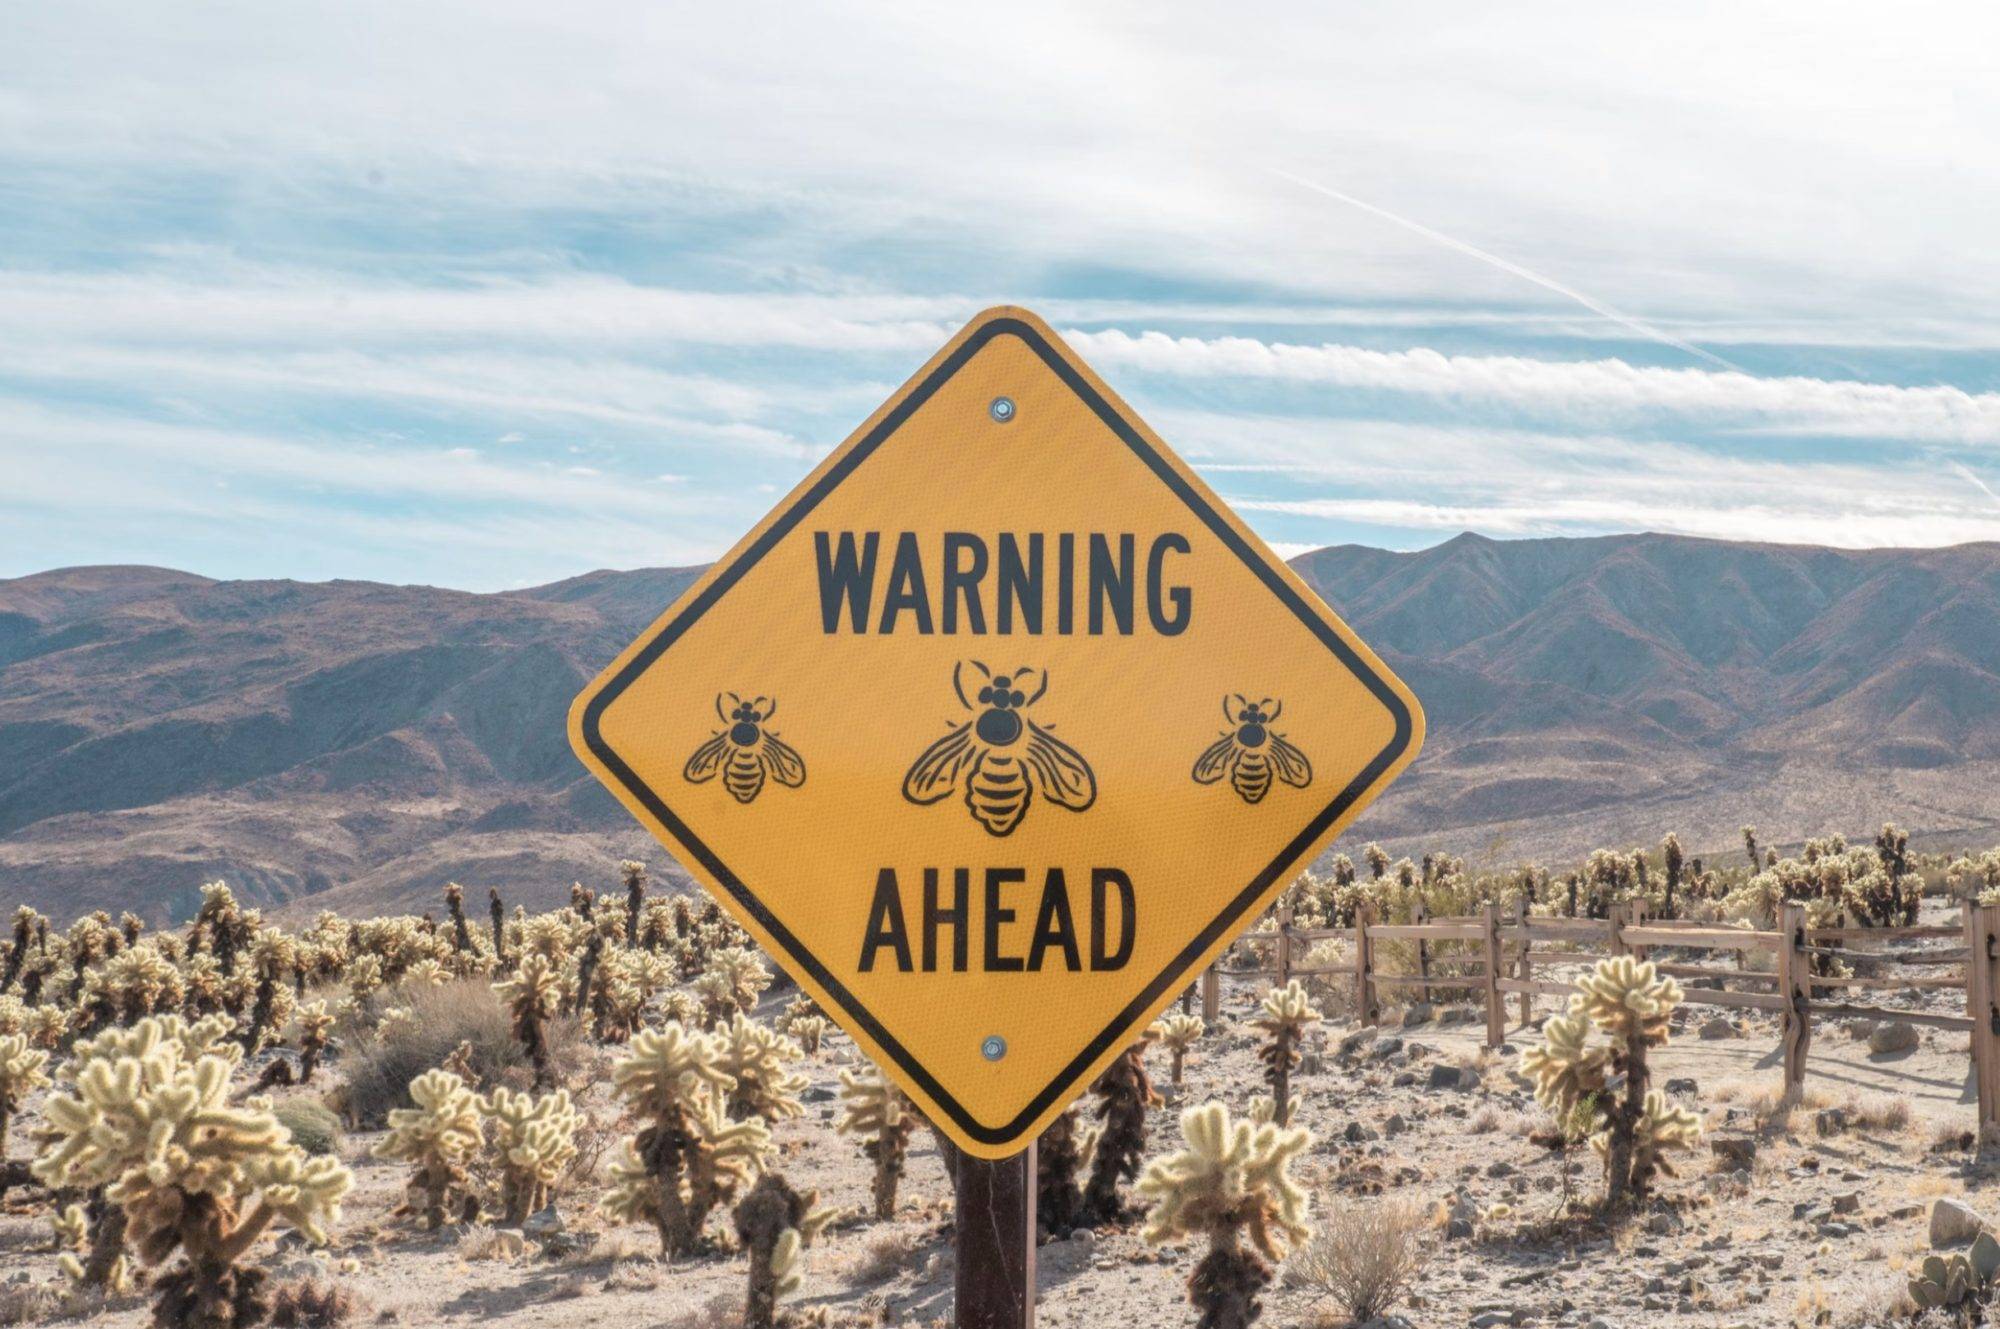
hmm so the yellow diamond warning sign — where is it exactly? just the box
[568,307,1422,1158]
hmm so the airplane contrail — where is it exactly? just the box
[1949,461,2000,511]
[1270,167,1743,373]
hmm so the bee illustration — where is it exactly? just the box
[683,693,807,804]
[902,661,1096,837]
[1192,695,1312,804]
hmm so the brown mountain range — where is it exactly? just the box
[3,532,1997,922]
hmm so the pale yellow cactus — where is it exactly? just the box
[1572,955,1681,1046]
[377,1006,416,1042]
[0,1031,49,1153]
[294,1000,335,1083]
[1252,980,1321,1125]
[83,943,185,1025]
[1150,1011,1206,1087]
[374,1069,484,1229]
[32,1015,350,1325]
[402,957,451,989]
[604,1022,772,1256]
[789,1014,833,1054]
[480,1087,582,1223]
[493,951,563,1086]
[52,1202,87,1251]
[1519,956,1697,1208]
[714,1014,808,1124]
[836,1064,917,1220]
[346,953,385,1001]
[1138,1101,1312,1328]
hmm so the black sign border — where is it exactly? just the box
[580,316,1414,1148]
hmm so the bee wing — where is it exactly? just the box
[1267,733,1313,789]
[760,733,807,788]
[1191,733,1239,784]
[683,732,731,784]
[1025,720,1096,812]
[902,724,978,805]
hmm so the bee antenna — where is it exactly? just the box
[1024,668,1048,707]
[1230,693,1249,721]
[952,661,972,711]
[761,697,777,720]
[714,694,728,723]
[1266,698,1282,722]
[1221,695,1236,723]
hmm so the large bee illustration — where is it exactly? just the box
[1192,695,1312,804]
[902,661,1096,837]
[683,693,807,804]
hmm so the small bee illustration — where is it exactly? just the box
[902,661,1096,837]
[1192,695,1312,804]
[683,693,807,804]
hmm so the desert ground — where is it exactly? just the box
[4,903,1990,1329]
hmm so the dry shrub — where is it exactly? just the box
[338,979,580,1125]
[269,1279,362,1329]
[274,1097,345,1156]
[846,1228,927,1286]
[1287,1195,1434,1325]
[1845,1096,1912,1134]
[664,1295,743,1329]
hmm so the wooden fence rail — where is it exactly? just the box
[1203,899,2000,1136]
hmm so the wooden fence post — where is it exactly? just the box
[1201,966,1219,1024]
[1774,902,1810,1101]
[1412,896,1432,998]
[1481,902,1504,1048]
[1629,901,1650,962]
[1963,901,2000,1139]
[1512,895,1531,1028]
[1353,901,1378,1027]
[1608,902,1629,957]
[1275,897,1294,989]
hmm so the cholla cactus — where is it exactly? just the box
[1037,1108,1098,1239]
[294,1001,335,1084]
[790,1015,832,1054]
[1,906,38,993]
[707,947,771,1022]
[480,1087,583,1223]
[1151,1011,1205,1089]
[835,1065,917,1221]
[714,1015,808,1124]
[373,1069,483,1229]
[1252,982,1320,1127]
[0,1031,49,1155]
[603,1023,772,1256]
[733,1172,832,1329]
[493,952,562,1088]
[1138,1102,1311,1329]
[1520,957,1699,1208]
[1083,1033,1161,1225]
[80,943,184,1030]
[33,1015,351,1328]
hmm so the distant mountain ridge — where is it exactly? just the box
[3,533,1997,921]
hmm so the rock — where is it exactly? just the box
[1869,1021,1919,1055]
[482,1229,528,1259]
[1369,1036,1406,1061]
[802,1084,836,1103]
[1393,1071,1418,1087]
[1401,1002,1435,1027]
[1361,1318,1416,1329]
[1470,1313,1518,1328]
[1384,1113,1408,1137]
[1931,1197,1988,1247]
[1344,1121,1378,1144]
[523,1204,564,1240]
[1339,1027,1379,1057]
[1664,1077,1697,1097]
[1814,1107,1849,1137]
[1832,1192,1861,1216]
[1846,1018,1878,1041]
[1698,1017,1736,1040]
[1427,1064,1471,1091]
[1710,1136,1757,1169]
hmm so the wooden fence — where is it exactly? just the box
[1193,899,2000,1134]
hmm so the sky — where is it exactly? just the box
[2,1,1998,591]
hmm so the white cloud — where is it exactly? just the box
[1076,330,2000,444]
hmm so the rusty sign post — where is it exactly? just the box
[569,307,1421,1322]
